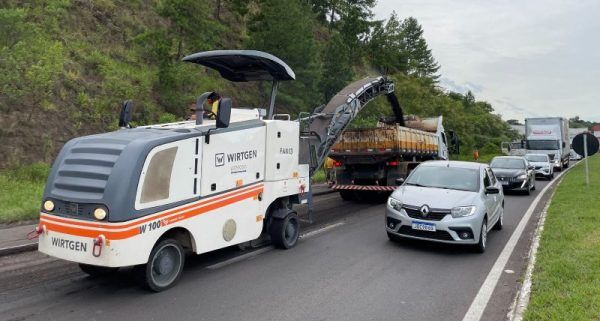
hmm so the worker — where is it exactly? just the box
[204,91,221,119]
[186,101,198,121]
[324,157,335,186]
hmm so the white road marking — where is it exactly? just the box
[461,167,572,321]
[207,222,345,270]
[299,222,345,239]
[206,247,273,270]
[509,180,561,321]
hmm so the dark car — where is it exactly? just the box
[490,156,536,195]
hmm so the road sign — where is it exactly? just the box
[572,133,599,157]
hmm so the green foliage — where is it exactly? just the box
[0,0,516,173]
[569,116,598,129]
[524,156,600,320]
[320,33,353,101]
[247,0,321,113]
[0,163,50,223]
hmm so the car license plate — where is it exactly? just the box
[412,221,436,232]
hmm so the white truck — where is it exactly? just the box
[525,117,570,171]
[33,50,400,291]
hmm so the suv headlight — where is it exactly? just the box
[451,206,477,218]
[388,197,403,211]
[516,174,527,180]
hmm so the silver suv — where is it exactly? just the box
[385,161,504,253]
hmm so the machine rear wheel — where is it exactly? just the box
[270,212,300,249]
[79,264,118,277]
[144,238,185,292]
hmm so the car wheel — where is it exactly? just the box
[270,212,300,249]
[474,218,488,253]
[79,263,119,277]
[144,238,185,292]
[493,206,503,231]
[387,231,402,243]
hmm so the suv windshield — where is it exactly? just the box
[490,158,526,169]
[527,140,559,150]
[525,155,548,162]
[405,166,479,192]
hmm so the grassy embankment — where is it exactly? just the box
[524,155,600,320]
[0,163,49,224]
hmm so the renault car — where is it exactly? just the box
[385,161,504,253]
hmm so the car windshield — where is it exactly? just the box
[526,140,559,150]
[405,166,480,192]
[525,155,548,162]
[490,158,526,169]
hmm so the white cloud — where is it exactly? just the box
[374,0,600,122]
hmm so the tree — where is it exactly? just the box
[368,11,407,74]
[248,0,321,111]
[338,0,376,60]
[401,17,440,80]
[320,33,353,101]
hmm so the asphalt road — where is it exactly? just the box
[0,177,559,321]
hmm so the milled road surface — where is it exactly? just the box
[0,177,559,321]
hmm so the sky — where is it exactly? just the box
[373,0,600,123]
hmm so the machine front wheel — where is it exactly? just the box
[270,212,300,249]
[144,238,185,292]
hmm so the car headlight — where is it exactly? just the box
[516,174,527,180]
[93,208,107,220]
[554,159,560,165]
[388,197,403,211]
[451,206,477,218]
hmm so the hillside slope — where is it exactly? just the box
[0,0,518,168]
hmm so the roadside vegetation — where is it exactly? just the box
[524,155,600,320]
[0,163,50,224]
[0,0,518,222]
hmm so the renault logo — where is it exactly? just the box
[420,205,430,217]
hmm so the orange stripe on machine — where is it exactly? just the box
[39,185,264,240]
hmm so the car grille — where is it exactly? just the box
[497,176,515,182]
[402,205,449,221]
[397,226,454,241]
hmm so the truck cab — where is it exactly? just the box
[525,117,570,171]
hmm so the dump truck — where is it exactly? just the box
[329,115,455,201]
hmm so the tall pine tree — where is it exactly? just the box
[401,17,440,80]
[248,0,321,111]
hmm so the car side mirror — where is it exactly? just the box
[205,98,232,144]
[216,98,231,129]
[395,177,405,185]
[118,100,133,128]
[485,186,500,194]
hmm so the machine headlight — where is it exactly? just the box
[388,197,403,211]
[93,208,107,220]
[43,200,55,212]
[516,174,527,180]
[451,206,477,218]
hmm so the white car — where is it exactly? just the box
[385,161,504,253]
[525,153,554,180]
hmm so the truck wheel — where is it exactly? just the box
[144,238,185,292]
[270,212,299,249]
[339,191,356,201]
[79,263,118,277]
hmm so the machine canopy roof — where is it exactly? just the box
[182,50,295,82]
